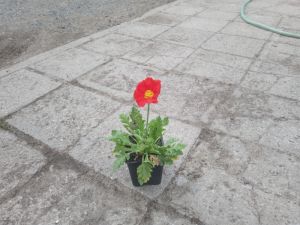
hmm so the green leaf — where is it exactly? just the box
[137,162,153,185]
[113,155,126,171]
[162,117,169,126]
[120,114,132,133]
[148,117,163,141]
[130,106,145,132]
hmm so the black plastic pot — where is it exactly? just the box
[126,136,164,187]
[126,160,163,186]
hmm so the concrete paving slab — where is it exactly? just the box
[251,58,300,77]
[241,71,278,92]
[254,189,300,225]
[160,4,205,16]
[259,120,300,157]
[211,116,273,142]
[202,33,265,58]
[268,4,300,17]
[151,73,232,123]
[235,13,281,27]
[81,33,149,57]
[78,59,163,102]
[221,22,272,40]
[0,159,147,225]
[31,48,110,81]
[251,42,300,77]
[141,204,199,225]
[0,159,81,224]
[268,76,300,101]
[138,12,188,27]
[217,88,300,121]
[0,0,300,224]
[0,129,46,200]
[7,85,120,152]
[178,17,229,32]
[160,128,300,225]
[161,167,258,225]
[69,106,201,199]
[0,69,61,118]
[261,42,300,59]
[197,9,238,21]
[279,16,300,33]
[123,41,194,70]
[192,48,252,70]
[243,145,300,198]
[155,26,212,48]
[175,56,246,84]
[116,22,170,39]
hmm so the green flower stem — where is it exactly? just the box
[146,103,150,134]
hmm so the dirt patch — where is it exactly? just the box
[0,31,37,68]
[0,0,175,69]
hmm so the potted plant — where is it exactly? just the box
[109,77,186,186]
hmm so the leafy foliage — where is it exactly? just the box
[137,161,153,185]
[109,106,185,185]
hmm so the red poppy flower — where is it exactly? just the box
[134,77,161,107]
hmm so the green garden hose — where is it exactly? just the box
[240,0,300,39]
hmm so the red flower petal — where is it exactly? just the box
[133,77,161,107]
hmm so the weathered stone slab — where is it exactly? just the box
[241,71,278,92]
[217,88,300,121]
[178,17,229,32]
[124,41,194,70]
[268,4,300,17]
[116,22,170,39]
[243,145,300,198]
[150,73,233,123]
[279,16,300,30]
[160,124,300,225]
[31,48,110,81]
[259,120,300,157]
[0,129,46,200]
[0,69,60,118]
[251,58,300,77]
[160,167,258,225]
[175,56,245,84]
[78,59,163,102]
[160,4,204,16]
[211,116,273,142]
[142,205,198,225]
[271,17,300,46]
[259,42,300,60]
[0,159,147,225]
[138,12,187,27]
[81,33,148,57]
[254,189,300,225]
[235,13,281,26]
[7,85,120,152]
[194,131,253,176]
[221,22,272,40]
[0,159,80,225]
[69,106,201,199]
[251,42,300,77]
[210,2,241,13]
[155,26,212,48]
[202,34,265,58]
[198,9,238,20]
[192,48,252,70]
[268,76,300,101]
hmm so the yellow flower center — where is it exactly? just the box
[144,90,154,99]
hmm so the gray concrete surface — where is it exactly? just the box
[0,0,300,224]
[0,0,174,69]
